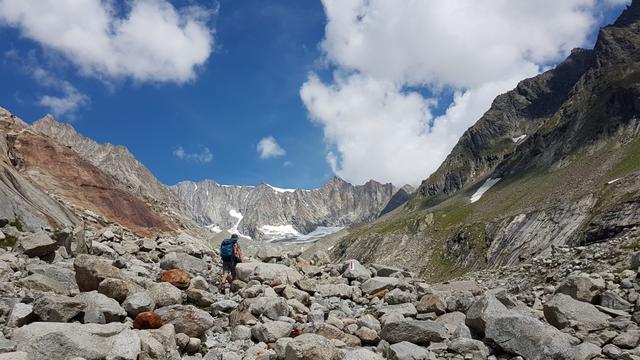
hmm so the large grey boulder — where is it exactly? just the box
[16,231,58,257]
[388,341,430,360]
[32,294,84,322]
[316,284,354,299]
[75,291,126,323]
[341,260,371,282]
[342,348,384,360]
[555,274,604,303]
[7,303,35,327]
[18,273,74,296]
[12,322,140,360]
[236,262,303,285]
[251,321,293,343]
[467,294,576,360]
[123,292,155,317]
[435,312,472,339]
[98,278,144,303]
[380,320,448,345]
[378,303,418,317]
[148,282,183,307]
[544,293,611,332]
[248,296,291,320]
[284,333,339,360]
[361,277,400,294]
[160,252,208,275]
[74,254,123,292]
[155,305,214,338]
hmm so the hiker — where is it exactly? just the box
[220,234,243,289]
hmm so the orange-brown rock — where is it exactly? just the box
[160,269,191,289]
[368,288,389,300]
[133,311,163,330]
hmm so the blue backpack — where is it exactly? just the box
[220,239,235,261]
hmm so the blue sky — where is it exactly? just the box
[0,0,630,189]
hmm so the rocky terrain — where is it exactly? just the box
[327,1,640,280]
[2,216,640,359]
[172,178,409,241]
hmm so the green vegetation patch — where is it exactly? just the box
[609,139,640,179]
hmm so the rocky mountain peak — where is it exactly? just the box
[614,0,640,27]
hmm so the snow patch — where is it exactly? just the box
[512,135,527,143]
[270,226,344,244]
[228,210,251,239]
[205,224,222,233]
[267,184,296,193]
[607,178,622,185]
[470,178,501,203]
[260,224,301,238]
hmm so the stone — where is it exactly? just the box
[316,284,354,299]
[574,342,602,360]
[384,288,416,305]
[388,341,430,360]
[16,231,58,257]
[256,247,283,262]
[612,330,640,349]
[159,269,191,289]
[341,260,371,282]
[123,291,155,317]
[448,338,489,359]
[284,333,339,360]
[148,282,183,307]
[160,252,208,275]
[355,327,379,345]
[98,277,144,303]
[248,296,291,320]
[236,262,303,285]
[17,273,74,296]
[0,352,28,360]
[467,294,575,360]
[232,325,252,340]
[155,305,214,338]
[32,294,84,322]
[282,286,311,305]
[186,288,215,307]
[361,277,400,295]
[74,254,123,292]
[251,321,293,343]
[7,303,35,327]
[378,303,418,317]
[75,291,127,323]
[600,291,632,311]
[631,251,640,270]
[186,337,201,354]
[416,294,447,315]
[211,299,239,314]
[544,293,611,332]
[380,320,448,344]
[555,274,604,303]
[342,348,384,360]
[12,322,140,360]
[435,312,472,339]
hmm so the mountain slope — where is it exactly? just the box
[172,177,404,240]
[330,2,640,281]
[32,116,193,224]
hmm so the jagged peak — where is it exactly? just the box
[614,0,640,27]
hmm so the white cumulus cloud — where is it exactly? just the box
[174,146,213,163]
[302,0,620,186]
[0,0,215,84]
[257,136,286,159]
[32,67,89,118]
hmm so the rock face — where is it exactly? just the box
[12,322,141,360]
[329,0,640,278]
[171,176,408,240]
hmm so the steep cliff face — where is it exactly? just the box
[31,116,193,224]
[172,177,404,240]
[0,108,79,231]
[332,2,640,280]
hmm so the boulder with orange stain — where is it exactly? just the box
[133,311,163,330]
[160,269,191,289]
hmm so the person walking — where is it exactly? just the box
[219,234,243,292]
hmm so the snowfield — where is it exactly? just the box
[470,178,501,203]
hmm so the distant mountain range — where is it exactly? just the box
[172,177,411,240]
[0,110,412,241]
